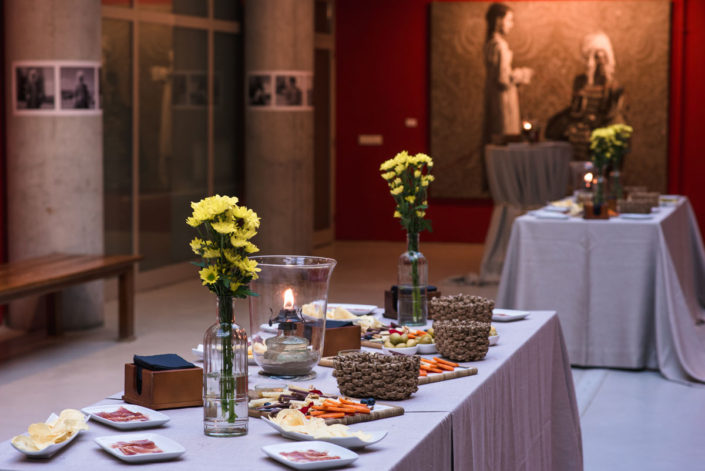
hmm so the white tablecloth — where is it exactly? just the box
[497,197,705,383]
[480,142,572,282]
[0,312,582,470]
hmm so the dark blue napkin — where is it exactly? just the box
[133,354,196,394]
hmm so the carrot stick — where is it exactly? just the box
[309,410,327,416]
[419,364,436,371]
[419,369,427,377]
[434,357,459,367]
[435,363,454,371]
[317,412,345,419]
[339,398,362,406]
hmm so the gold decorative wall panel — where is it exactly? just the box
[430,1,670,199]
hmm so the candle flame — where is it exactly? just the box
[584,172,594,183]
[283,288,295,309]
[523,121,532,131]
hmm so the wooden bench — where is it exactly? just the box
[0,253,143,340]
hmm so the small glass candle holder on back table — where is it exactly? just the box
[249,256,336,380]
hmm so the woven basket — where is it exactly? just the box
[617,199,652,214]
[434,320,491,362]
[429,294,494,323]
[629,192,660,208]
[332,352,419,401]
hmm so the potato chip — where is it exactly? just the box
[12,409,88,453]
[11,435,39,452]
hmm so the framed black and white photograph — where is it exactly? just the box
[60,65,99,111]
[247,74,272,107]
[14,63,56,113]
[275,74,304,107]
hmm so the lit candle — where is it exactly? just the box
[522,120,532,131]
[283,288,295,310]
[584,172,593,190]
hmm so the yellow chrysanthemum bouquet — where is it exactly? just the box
[187,195,261,298]
[590,124,633,203]
[380,151,434,325]
[187,195,260,434]
[380,151,435,238]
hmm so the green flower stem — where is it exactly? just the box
[407,232,422,324]
[218,295,237,423]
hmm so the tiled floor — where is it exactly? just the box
[1,241,703,469]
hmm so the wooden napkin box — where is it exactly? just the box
[384,289,441,320]
[123,363,202,410]
[295,323,361,357]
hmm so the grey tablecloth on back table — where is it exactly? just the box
[480,141,572,282]
[0,312,582,470]
[497,197,705,383]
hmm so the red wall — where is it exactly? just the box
[336,0,705,242]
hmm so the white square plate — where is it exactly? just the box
[261,440,358,470]
[529,210,570,220]
[262,418,387,449]
[492,309,530,322]
[82,404,169,430]
[94,433,185,463]
[10,413,89,459]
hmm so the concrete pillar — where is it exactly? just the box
[4,0,104,330]
[245,0,314,255]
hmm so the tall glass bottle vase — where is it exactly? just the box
[610,170,623,201]
[203,295,248,437]
[397,233,428,326]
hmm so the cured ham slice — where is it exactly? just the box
[97,407,149,422]
[280,449,340,463]
[111,439,163,456]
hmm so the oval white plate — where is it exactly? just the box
[382,345,418,355]
[328,303,377,316]
[262,418,387,449]
[492,309,530,322]
[262,440,358,470]
[11,413,89,459]
[95,433,185,463]
[417,342,437,354]
[82,405,169,430]
[619,213,653,220]
[489,335,499,346]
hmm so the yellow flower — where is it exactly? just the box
[190,238,205,252]
[230,282,242,293]
[380,159,395,171]
[186,216,201,227]
[390,186,403,195]
[392,177,402,186]
[416,210,426,217]
[244,242,259,253]
[211,220,235,234]
[224,249,240,264]
[414,170,421,178]
[394,211,401,218]
[199,266,219,285]
[405,195,415,203]
[203,248,220,258]
[382,171,396,181]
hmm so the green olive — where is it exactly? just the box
[390,333,402,345]
[384,340,394,348]
[426,328,434,337]
[400,334,409,343]
[419,335,432,344]
[395,342,407,348]
[406,339,418,347]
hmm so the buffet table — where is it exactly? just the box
[497,197,705,383]
[0,311,582,470]
[480,142,572,282]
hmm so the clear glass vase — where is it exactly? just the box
[203,295,248,437]
[593,173,606,214]
[397,233,428,326]
[610,170,623,201]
